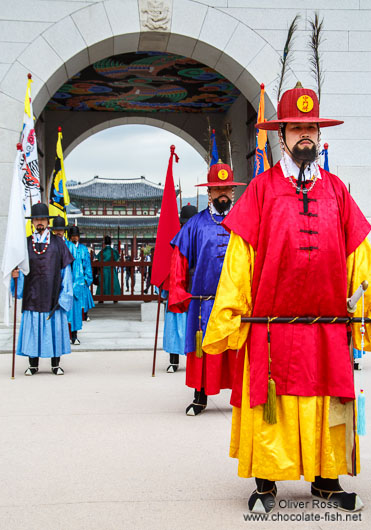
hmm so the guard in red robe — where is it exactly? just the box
[168,161,246,415]
[203,83,371,513]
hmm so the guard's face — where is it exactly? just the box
[71,235,80,244]
[208,186,234,214]
[284,122,319,162]
[53,229,65,238]
[208,186,233,203]
[32,217,48,233]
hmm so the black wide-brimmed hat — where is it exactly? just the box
[69,225,80,237]
[26,202,57,219]
[53,215,69,229]
[180,203,198,224]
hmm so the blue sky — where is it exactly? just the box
[64,124,208,197]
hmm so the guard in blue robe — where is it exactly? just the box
[168,161,245,415]
[12,203,74,376]
[66,226,94,344]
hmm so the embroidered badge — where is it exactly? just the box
[297,95,314,113]
[217,169,229,180]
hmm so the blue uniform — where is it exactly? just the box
[66,241,94,332]
[162,291,187,355]
[171,208,230,354]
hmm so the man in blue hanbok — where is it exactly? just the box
[11,203,74,376]
[168,162,246,415]
[66,226,94,345]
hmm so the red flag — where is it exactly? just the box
[151,145,180,289]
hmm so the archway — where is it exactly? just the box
[0,0,287,318]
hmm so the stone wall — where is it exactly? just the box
[1,0,370,320]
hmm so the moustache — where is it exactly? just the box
[296,139,315,147]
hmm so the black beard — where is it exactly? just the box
[213,196,232,214]
[291,141,317,163]
[36,225,45,233]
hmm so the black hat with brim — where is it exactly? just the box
[69,225,80,237]
[25,203,57,219]
[180,204,198,224]
[52,215,69,229]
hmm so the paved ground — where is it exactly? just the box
[0,305,370,529]
[0,302,163,352]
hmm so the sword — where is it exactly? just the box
[347,281,368,313]
[47,303,60,320]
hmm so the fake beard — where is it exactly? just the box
[213,196,232,214]
[291,140,317,163]
[36,224,45,233]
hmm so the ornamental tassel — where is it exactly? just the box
[196,329,203,358]
[195,296,203,358]
[357,389,366,436]
[263,318,277,424]
[264,378,277,425]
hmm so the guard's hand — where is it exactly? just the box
[11,269,19,278]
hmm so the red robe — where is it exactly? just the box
[223,163,370,407]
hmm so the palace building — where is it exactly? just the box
[67,176,175,255]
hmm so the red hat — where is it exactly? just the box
[256,83,343,131]
[195,160,246,187]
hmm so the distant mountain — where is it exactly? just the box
[177,195,208,212]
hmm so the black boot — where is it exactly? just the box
[186,388,207,416]
[25,356,39,376]
[71,331,80,346]
[311,476,363,512]
[248,478,277,514]
[166,353,179,373]
[51,357,64,375]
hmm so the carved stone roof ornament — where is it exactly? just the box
[139,0,172,32]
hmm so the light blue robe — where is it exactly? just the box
[162,290,187,356]
[12,266,73,358]
[81,247,95,313]
[66,241,93,331]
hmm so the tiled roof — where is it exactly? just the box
[73,216,159,229]
[67,177,168,201]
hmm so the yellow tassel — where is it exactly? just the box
[263,378,277,424]
[195,329,203,358]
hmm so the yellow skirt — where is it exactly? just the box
[230,348,360,482]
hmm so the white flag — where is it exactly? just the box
[1,149,29,325]
[21,75,41,218]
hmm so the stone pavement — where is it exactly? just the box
[0,301,163,353]
[0,304,370,529]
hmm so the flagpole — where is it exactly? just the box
[11,275,18,379]
[152,285,163,377]
[196,178,199,211]
[178,178,182,210]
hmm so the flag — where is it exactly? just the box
[151,145,180,290]
[49,126,70,224]
[21,74,41,234]
[253,83,270,178]
[320,142,329,171]
[210,129,219,167]
[1,145,30,325]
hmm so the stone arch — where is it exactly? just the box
[58,118,206,171]
[0,0,285,166]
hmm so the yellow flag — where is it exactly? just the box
[49,128,70,225]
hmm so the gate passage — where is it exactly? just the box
[91,251,157,302]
